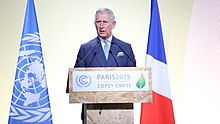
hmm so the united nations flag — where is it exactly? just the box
[8,0,53,124]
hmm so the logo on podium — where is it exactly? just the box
[76,74,92,87]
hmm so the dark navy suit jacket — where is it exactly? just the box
[74,36,136,67]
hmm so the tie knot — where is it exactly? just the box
[103,40,108,44]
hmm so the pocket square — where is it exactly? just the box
[117,52,124,57]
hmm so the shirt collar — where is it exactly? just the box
[98,35,113,43]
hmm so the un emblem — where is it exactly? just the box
[76,74,92,87]
[9,32,52,123]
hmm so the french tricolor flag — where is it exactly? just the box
[140,0,175,124]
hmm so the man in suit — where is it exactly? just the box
[74,7,136,123]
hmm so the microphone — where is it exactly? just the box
[88,52,97,67]
[109,50,119,67]
[80,41,100,64]
[111,42,136,66]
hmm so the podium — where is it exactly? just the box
[68,67,152,124]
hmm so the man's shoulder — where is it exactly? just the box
[113,37,131,46]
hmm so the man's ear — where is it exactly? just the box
[112,21,116,29]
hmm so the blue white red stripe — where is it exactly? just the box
[140,0,175,123]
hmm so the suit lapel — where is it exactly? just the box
[93,38,107,67]
[106,37,121,67]
[106,53,115,66]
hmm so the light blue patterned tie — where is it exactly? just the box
[103,40,109,60]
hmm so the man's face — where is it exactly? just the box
[95,13,116,40]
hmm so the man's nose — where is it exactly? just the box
[99,22,105,28]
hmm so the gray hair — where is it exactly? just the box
[95,8,115,22]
